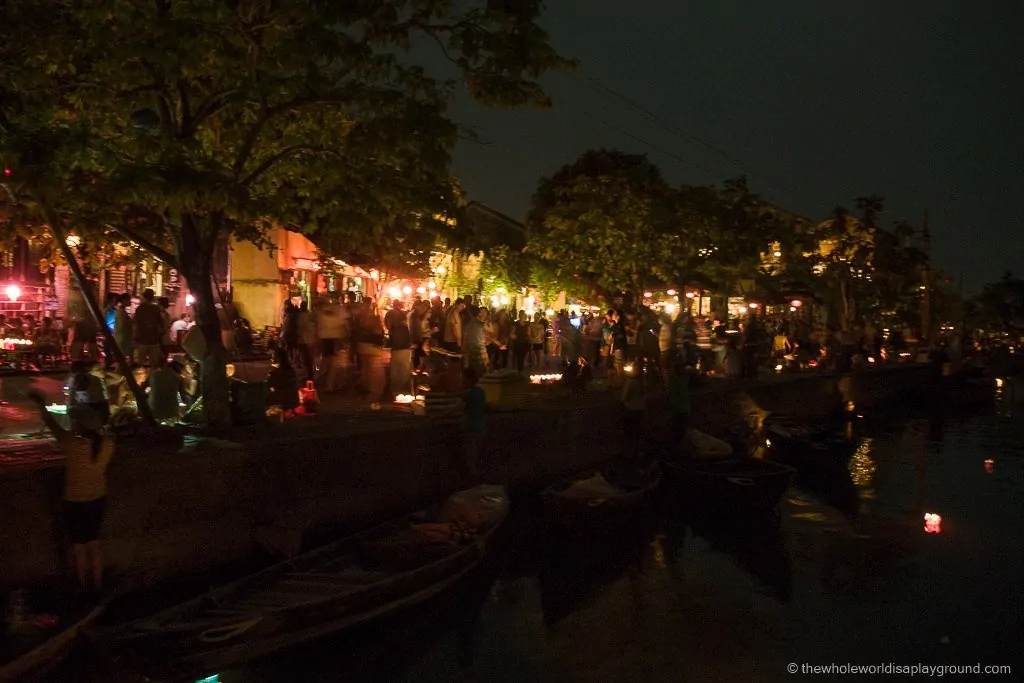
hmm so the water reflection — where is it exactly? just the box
[51,399,1024,682]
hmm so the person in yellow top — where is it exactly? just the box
[27,390,115,593]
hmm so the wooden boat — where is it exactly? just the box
[762,415,856,464]
[541,463,661,531]
[661,457,795,511]
[0,598,109,683]
[91,485,508,678]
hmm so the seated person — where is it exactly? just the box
[266,347,299,415]
[34,317,63,355]
[415,338,449,379]
[66,360,111,424]
[144,355,181,423]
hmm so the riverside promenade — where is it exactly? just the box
[0,363,932,588]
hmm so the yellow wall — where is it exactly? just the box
[230,229,320,329]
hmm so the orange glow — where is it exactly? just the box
[643,291,653,299]
[924,513,942,534]
[748,302,759,309]
[685,291,695,299]
[984,459,994,474]
[791,299,803,307]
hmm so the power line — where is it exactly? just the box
[568,72,804,200]
[556,98,729,179]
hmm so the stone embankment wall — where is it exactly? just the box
[0,364,931,588]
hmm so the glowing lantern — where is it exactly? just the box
[416,286,426,295]
[434,265,446,275]
[664,303,676,315]
[791,299,803,308]
[995,378,1004,388]
[685,291,695,299]
[428,281,436,290]
[789,306,796,312]
[490,295,500,307]
[500,295,510,305]
[738,306,748,314]
[185,294,195,307]
[545,309,554,317]
[666,289,676,296]
[402,285,412,295]
[924,513,942,534]
[984,458,994,473]
[3,168,10,176]
[5,284,21,302]
[370,269,380,281]
[775,364,783,372]
[525,296,535,307]
[65,234,81,248]
[868,356,876,363]
[748,302,759,309]
[388,287,401,299]
[643,291,653,299]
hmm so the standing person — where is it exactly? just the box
[409,300,429,369]
[385,300,414,398]
[621,360,647,459]
[113,293,134,369]
[356,304,386,410]
[511,310,531,373]
[461,368,486,479]
[297,300,317,379]
[494,309,512,370]
[315,300,345,392]
[463,306,490,378]
[157,297,173,355]
[133,288,164,367]
[27,390,114,594]
[442,299,465,353]
[528,311,546,369]
[344,292,361,369]
[666,351,691,445]
[659,313,674,372]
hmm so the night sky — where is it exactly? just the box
[449,1,1024,293]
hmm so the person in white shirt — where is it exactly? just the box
[169,314,193,345]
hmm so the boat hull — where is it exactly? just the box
[661,458,795,511]
[93,486,508,679]
[542,467,661,533]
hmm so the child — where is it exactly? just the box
[462,368,487,479]
[66,360,110,426]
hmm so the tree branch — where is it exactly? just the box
[176,79,192,137]
[189,89,238,132]
[240,145,342,186]
[112,222,180,270]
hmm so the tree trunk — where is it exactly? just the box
[180,215,232,430]
[42,206,155,425]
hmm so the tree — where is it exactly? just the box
[526,149,678,299]
[971,272,1024,333]
[805,205,877,330]
[1,0,572,426]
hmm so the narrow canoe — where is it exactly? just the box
[90,485,509,678]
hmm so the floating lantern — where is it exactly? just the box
[775,364,783,372]
[984,458,994,473]
[924,513,942,534]
[995,378,1004,388]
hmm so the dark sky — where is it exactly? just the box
[448,1,1024,293]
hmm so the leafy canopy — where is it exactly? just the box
[0,0,574,278]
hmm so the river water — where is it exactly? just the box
[60,390,1023,682]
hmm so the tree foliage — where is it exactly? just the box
[970,272,1024,332]
[1,0,571,425]
[526,149,682,298]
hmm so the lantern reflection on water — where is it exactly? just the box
[848,439,876,486]
[924,513,942,534]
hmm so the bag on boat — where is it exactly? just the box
[557,473,618,499]
[440,484,507,530]
[681,429,733,459]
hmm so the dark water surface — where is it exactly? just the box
[61,396,1024,682]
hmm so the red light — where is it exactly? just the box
[3,168,10,177]
[984,459,994,474]
[924,513,942,534]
